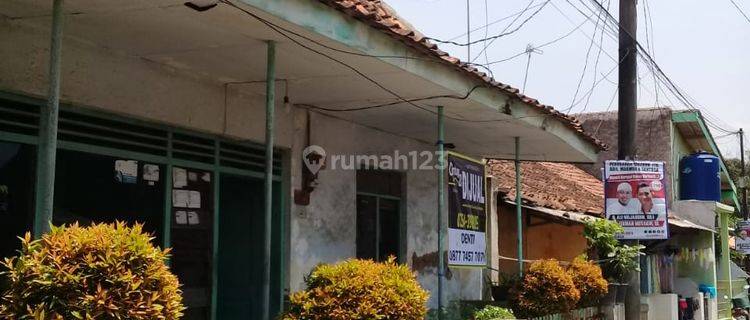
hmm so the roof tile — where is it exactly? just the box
[488,160,605,216]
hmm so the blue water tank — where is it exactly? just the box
[679,152,721,201]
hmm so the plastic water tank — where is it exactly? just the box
[679,152,721,201]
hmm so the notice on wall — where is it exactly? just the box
[173,190,190,208]
[114,160,138,184]
[447,153,487,267]
[604,160,668,240]
[143,164,160,184]
[173,168,188,188]
[736,220,750,254]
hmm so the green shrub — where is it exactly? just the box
[511,259,580,318]
[567,257,608,307]
[474,305,515,320]
[283,257,428,320]
[583,219,644,282]
[0,222,184,319]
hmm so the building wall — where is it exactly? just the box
[497,202,587,274]
[576,109,675,199]
[290,112,482,307]
[0,18,295,149]
[0,18,483,308]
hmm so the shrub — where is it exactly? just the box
[283,257,428,320]
[0,222,184,319]
[583,219,623,258]
[511,259,580,318]
[583,219,644,282]
[474,305,515,320]
[567,257,608,307]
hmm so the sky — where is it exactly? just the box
[384,0,750,159]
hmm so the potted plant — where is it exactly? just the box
[583,219,644,304]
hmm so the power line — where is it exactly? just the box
[482,0,490,65]
[563,0,605,114]
[729,0,750,23]
[578,0,611,114]
[642,0,659,107]
[219,0,577,125]
[427,0,550,47]
[445,1,548,41]
[473,17,589,67]
[470,0,541,62]
[582,0,738,134]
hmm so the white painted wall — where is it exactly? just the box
[289,112,482,307]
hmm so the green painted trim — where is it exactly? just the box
[671,111,700,123]
[0,90,284,163]
[356,191,401,201]
[436,105,445,316]
[278,151,290,314]
[58,140,166,164]
[211,140,220,320]
[57,140,279,180]
[0,131,38,145]
[163,131,173,251]
[719,210,733,319]
[672,110,741,209]
[163,165,173,250]
[515,137,523,276]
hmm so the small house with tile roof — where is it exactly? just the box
[487,160,605,275]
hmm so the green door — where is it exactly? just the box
[217,174,282,319]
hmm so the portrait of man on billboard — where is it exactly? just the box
[606,182,641,215]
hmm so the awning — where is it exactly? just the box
[506,200,716,234]
[668,215,716,233]
[504,200,599,225]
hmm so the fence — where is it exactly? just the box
[526,304,624,320]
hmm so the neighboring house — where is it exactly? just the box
[487,161,605,275]
[0,0,605,319]
[576,108,739,208]
[576,108,741,319]
[488,159,729,320]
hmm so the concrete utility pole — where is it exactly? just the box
[618,0,641,319]
[741,128,747,220]
[34,0,64,238]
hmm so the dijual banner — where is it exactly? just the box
[604,160,669,240]
[447,152,487,267]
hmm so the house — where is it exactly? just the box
[576,108,741,319]
[0,0,605,318]
[487,160,605,275]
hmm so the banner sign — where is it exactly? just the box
[604,160,669,240]
[447,153,487,267]
[736,220,750,254]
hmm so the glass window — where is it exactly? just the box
[53,149,165,245]
[170,167,214,320]
[0,142,35,259]
[356,170,402,262]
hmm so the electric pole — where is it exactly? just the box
[618,0,641,319]
[618,0,638,161]
[741,128,747,220]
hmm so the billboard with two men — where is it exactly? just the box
[604,160,668,240]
